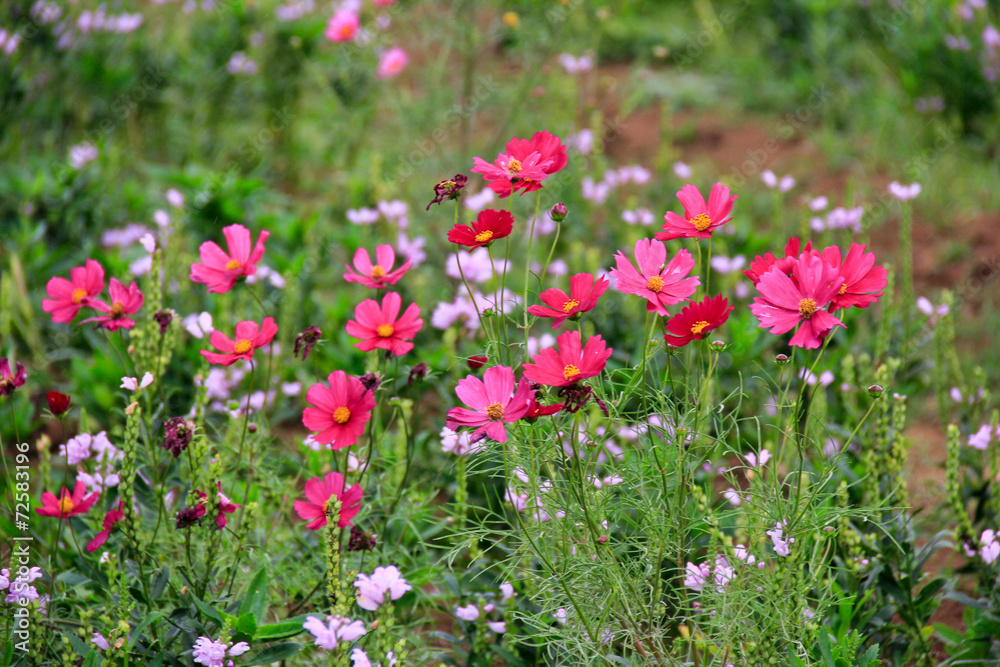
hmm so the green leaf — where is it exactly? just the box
[152,566,170,600]
[57,572,91,587]
[857,645,879,667]
[239,567,269,625]
[816,632,835,667]
[243,642,303,666]
[64,632,91,656]
[128,611,165,650]
[255,617,310,642]
[232,612,258,642]
[191,596,223,625]
[81,650,101,667]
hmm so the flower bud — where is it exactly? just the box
[867,384,884,398]
[710,340,727,351]
[467,355,488,370]
[46,391,71,416]
[550,203,568,222]
[248,422,258,433]
[775,354,789,364]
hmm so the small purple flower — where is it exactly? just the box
[354,566,411,610]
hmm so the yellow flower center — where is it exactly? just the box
[333,406,351,424]
[71,288,88,304]
[58,497,74,514]
[234,339,253,354]
[506,158,523,175]
[485,402,504,420]
[376,324,395,338]
[646,276,665,293]
[110,302,125,318]
[838,283,847,295]
[691,320,710,335]
[563,364,581,381]
[691,213,713,232]
[370,265,386,279]
[225,259,241,271]
[798,298,818,318]
[475,230,494,243]
[562,299,580,314]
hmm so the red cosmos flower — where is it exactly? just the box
[200,317,278,366]
[47,391,71,415]
[821,243,887,311]
[303,371,376,449]
[664,295,734,347]
[293,471,363,530]
[477,131,568,197]
[445,366,533,443]
[42,259,105,323]
[523,330,613,387]
[657,183,738,241]
[742,238,813,285]
[750,254,845,350]
[36,479,99,519]
[81,278,144,331]
[345,292,423,356]
[86,501,125,552]
[447,209,515,250]
[189,224,270,294]
[610,238,700,316]
[528,273,610,329]
[0,358,26,396]
[343,245,413,289]
[525,393,563,419]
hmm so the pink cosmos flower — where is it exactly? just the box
[445,366,533,443]
[492,131,568,197]
[325,9,359,43]
[42,259,105,323]
[657,183,737,240]
[742,237,813,285]
[821,243,887,311]
[527,272,609,329]
[471,151,554,199]
[343,245,412,289]
[80,279,144,331]
[345,292,422,356]
[609,238,700,316]
[36,479,99,519]
[200,317,277,366]
[86,501,125,552]
[214,483,240,529]
[293,471,363,530]
[749,254,845,349]
[303,371,376,449]
[189,224,270,294]
[377,47,409,79]
[522,330,612,387]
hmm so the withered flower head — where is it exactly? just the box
[426,174,468,210]
[294,325,323,360]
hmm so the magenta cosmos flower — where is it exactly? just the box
[484,131,568,197]
[345,292,423,356]
[471,149,555,199]
[36,479,99,519]
[200,317,277,366]
[610,238,700,316]
[377,46,409,79]
[749,254,845,349]
[527,272,609,329]
[343,245,412,289]
[86,501,125,552]
[42,259,105,323]
[294,471,363,530]
[303,371,376,449]
[657,183,738,240]
[821,243,887,312]
[189,224,270,294]
[523,330,612,387]
[743,237,813,285]
[0,358,27,396]
[325,9,359,43]
[447,209,514,250]
[81,278,144,331]
[445,366,533,443]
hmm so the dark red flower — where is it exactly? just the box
[447,209,514,250]
[294,325,323,360]
[664,295,734,347]
[467,355,488,370]
[86,501,125,552]
[47,391,71,416]
[427,174,469,210]
[163,417,195,458]
[525,392,563,420]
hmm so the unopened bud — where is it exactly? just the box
[248,422,258,433]
[775,354,789,364]
[125,401,139,415]
[867,384,884,398]
[597,535,608,544]
[710,340,727,351]
[550,202,567,222]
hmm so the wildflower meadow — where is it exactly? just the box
[2,1,1000,665]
